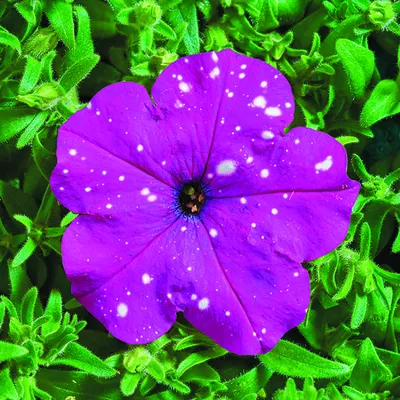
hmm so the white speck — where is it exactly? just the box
[108,118,112,123]
[167,293,172,299]
[271,208,278,215]
[262,130,274,139]
[106,203,112,209]
[225,311,231,316]
[295,139,300,144]
[253,332,256,337]
[294,271,299,277]
[253,96,267,108]
[217,159,237,176]
[212,52,219,62]
[191,294,197,300]
[240,197,247,204]
[172,74,176,78]
[315,156,333,172]
[119,176,125,181]
[141,188,150,196]
[85,187,91,192]
[235,126,241,131]
[265,107,282,117]
[198,298,209,310]
[262,328,266,334]
[81,157,86,161]
[220,118,225,124]
[117,303,128,317]
[239,73,245,79]
[230,71,234,75]
[90,169,94,173]
[60,187,64,191]
[162,160,166,166]
[147,194,157,202]
[179,82,190,92]
[96,111,100,116]
[246,157,253,164]
[127,291,131,296]
[142,273,151,284]
[241,64,247,69]
[283,193,288,199]
[227,92,234,98]
[251,223,256,228]
[260,81,267,88]
[69,149,77,156]
[209,228,218,238]
[177,75,182,81]
[102,170,107,175]
[184,58,189,63]
[187,267,192,271]
[285,102,292,108]
[137,144,144,152]
[260,169,269,178]
[181,226,187,232]
[207,173,213,179]
[174,99,185,109]
[63,169,68,174]
[274,75,278,79]
[209,67,220,79]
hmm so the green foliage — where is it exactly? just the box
[1,0,400,398]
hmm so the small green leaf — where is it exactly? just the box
[42,290,62,336]
[120,372,141,396]
[20,287,38,325]
[0,341,28,363]
[0,27,21,54]
[19,56,42,95]
[15,0,36,25]
[12,237,37,268]
[0,368,18,400]
[13,214,33,230]
[336,136,359,146]
[351,154,372,182]
[259,340,350,379]
[359,222,371,260]
[33,133,56,180]
[60,212,78,227]
[360,80,400,127]
[154,20,176,40]
[332,263,355,301]
[350,337,392,392]
[0,108,38,143]
[351,290,368,329]
[336,39,374,98]
[146,358,165,382]
[59,53,100,93]
[17,111,48,149]
[44,0,75,49]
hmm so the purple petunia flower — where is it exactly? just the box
[50,49,359,355]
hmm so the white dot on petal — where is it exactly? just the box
[246,157,253,164]
[260,169,269,178]
[102,170,107,175]
[184,58,189,63]
[60,187,64,191]
[63,169,68,174]
[119,176,125,181]
[315,156,333,172]
[207,173,213,179]
[147,194,157,202]
[217,159,237,176]
[209,67,220,79]
[187,267,192,271]
[253,96,267,108]
[179,82,190,92]
[209,228,218,238]
[177,75,182,81]
[85,187,91,192]
[228,92,234,98]
[198,298,209,310]
[239,73,245,79]
[265,107,282,117]
[271,208,278,215]
[106,203,112,209]
[137,144,144,152]
[283,193,288,199]
[241,64,247,69]
[285,102,292,108]
[167,293,172,299]
[96,111,100,116]
[262,131,274,139]
[191,294,197,300]
[141,188,150,196]
[253,332,257,337]
[212,51,219,62]
[235,126,241,131]
[260,81,267,88]
[240,197,247,204]
[262,328,266,334]
[251,223,256,228]
[294,271,299,277]
[117,303,128,317]
[295,139,300,144]
[127,291,131,296]
[108,118,112,122]
[225,311,231,316]
[69,149,77,156]
[142,273,151,284]
[181,226,187,232]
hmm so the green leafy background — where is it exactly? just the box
[0,0,400,398]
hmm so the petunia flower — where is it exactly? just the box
[50,49,360,355]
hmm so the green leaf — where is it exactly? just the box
[120,372,141,396]
[0,108,38,143]
[12,237,37,267]
[15,0,36,25]
[259,340,350,379]
[0,368,18,400]
[19,56,42,95]
[17,111,48,149]
[0,303,5,330]
[176,347,228,377]
[336,136,359,146]
[60,212,78,227]
[0,27,21,54]
[181,363,220,383]
[360,80,400,127]
[32,133,56,180]
[336,39,374,98]
[350,337,392,392]
[0,341,28,363]
[351,154,372,182]
[146,358,165,382]
[49,342,116,377]
[42,290,62,336]
[59,53,100,93]
[359,222,371,260]
[332,263,355,301]
[351,290,368,329]
[44,0,75,49]
[154,20,176,40]
[20,286,38,325]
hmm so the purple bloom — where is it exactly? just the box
[50,49,359,355]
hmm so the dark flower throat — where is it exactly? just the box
[178,181,205,216]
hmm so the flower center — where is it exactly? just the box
[178,181,206,216]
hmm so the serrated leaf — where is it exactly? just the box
[42,290,62,336]
[121,372,141,396]
[0,108,38,143]
[33,133,56,180]
[15,0,36,25]
[0,368,18,400]
[154,20,176,40]
[0,341,28,362]
[351,290,368,329]
[20,286,38,325]
[12,237,37,267]
[19,56,42,95]
[44,0,75,49]
[259,340,350,379]
[17,111,48,149]
[0,27,21,54]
